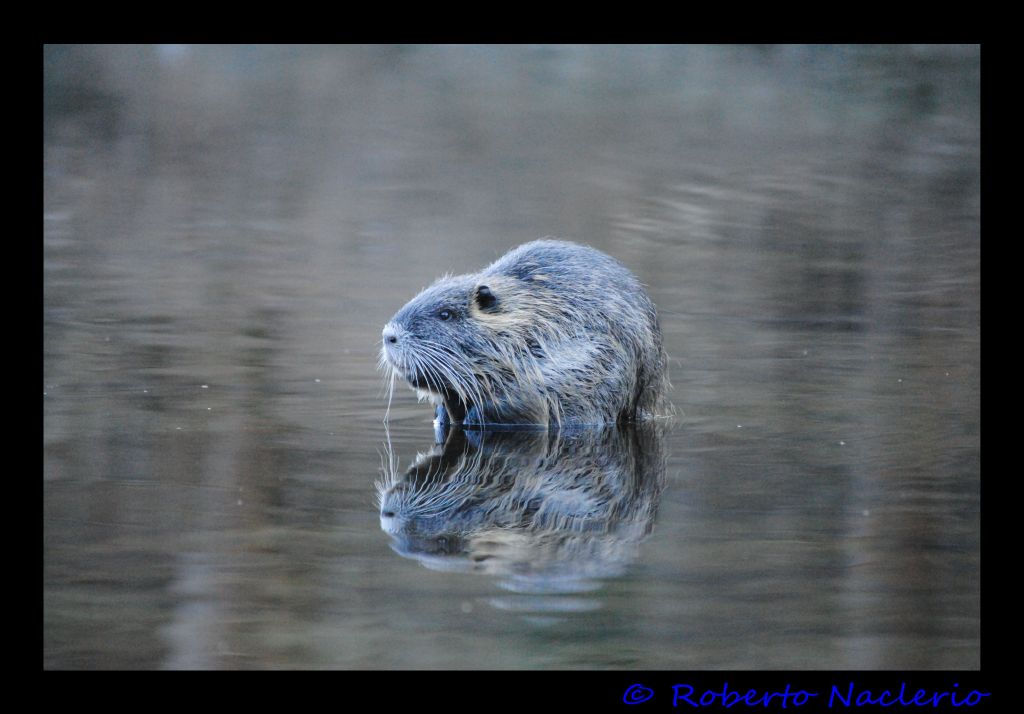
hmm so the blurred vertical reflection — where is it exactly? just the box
[377,425,667,618]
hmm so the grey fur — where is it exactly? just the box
[380,239,670,427]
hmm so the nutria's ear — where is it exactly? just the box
[474,284,498,311]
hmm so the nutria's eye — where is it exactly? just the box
[438,309,453,321]
[475,285,497,311]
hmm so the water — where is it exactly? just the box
[43,44,980,669]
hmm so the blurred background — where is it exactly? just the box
[43,44,980,669]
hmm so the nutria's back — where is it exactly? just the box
[381,239,670,427]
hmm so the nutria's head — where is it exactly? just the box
[380,273,546,423]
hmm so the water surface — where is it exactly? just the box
[43,44,980,669]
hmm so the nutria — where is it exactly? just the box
[380,239,669,427]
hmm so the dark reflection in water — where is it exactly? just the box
[44,45,979,669]
[378,425,666,615]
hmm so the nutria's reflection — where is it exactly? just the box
[378,424,666,611]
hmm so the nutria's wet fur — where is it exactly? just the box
[380,239,670,427]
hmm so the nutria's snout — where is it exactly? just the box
[382,321,403,347]
[381,319,455,402]
[380,322,400,373]
[381,322,408,373]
